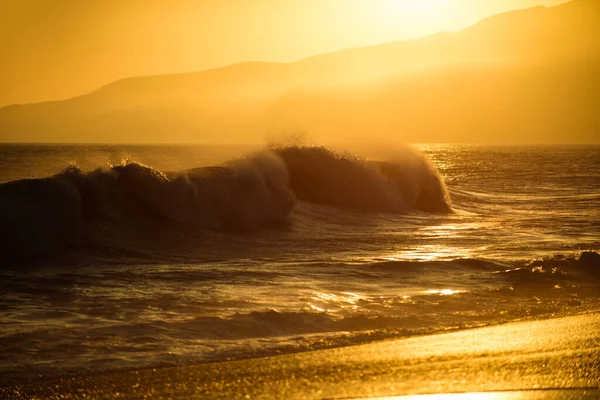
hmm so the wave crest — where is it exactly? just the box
[0,145,451,263]
[274,145,451,213]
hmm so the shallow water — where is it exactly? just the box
[0,143,599,384]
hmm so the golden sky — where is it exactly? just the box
[0,0,568,106]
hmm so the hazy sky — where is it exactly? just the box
[1,0,568,106]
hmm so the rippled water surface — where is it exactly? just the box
[1,143,599,384]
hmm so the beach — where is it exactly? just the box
[1,144,599,394]
[4,311,599,399]
[2,1,599,397]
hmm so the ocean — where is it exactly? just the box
[0,143,599,386]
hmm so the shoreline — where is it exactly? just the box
[3,311,600,399]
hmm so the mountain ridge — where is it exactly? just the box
[0,2,566,108]
[1,0,599,143]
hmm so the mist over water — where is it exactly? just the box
[0,143,599,384]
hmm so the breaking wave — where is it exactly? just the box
[274,145,451,213]
[0,145,451,263]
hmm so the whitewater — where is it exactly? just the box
[0,143,599,385]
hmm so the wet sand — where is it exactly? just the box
[3,312,600,399]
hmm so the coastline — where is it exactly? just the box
[4,311,600,399]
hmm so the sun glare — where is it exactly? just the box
[386,0,447,14]
[383,0,449,19]
[365,0,456,36]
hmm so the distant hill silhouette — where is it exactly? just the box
[1,0,599,143]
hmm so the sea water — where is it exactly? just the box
[0,143,599,384]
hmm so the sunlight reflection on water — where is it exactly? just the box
[305,288,467,315]
[364,392,530,399]
[419,223,479,237]
[309,291,365,312]
[380,246,475,261]
[424,289,467,296]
